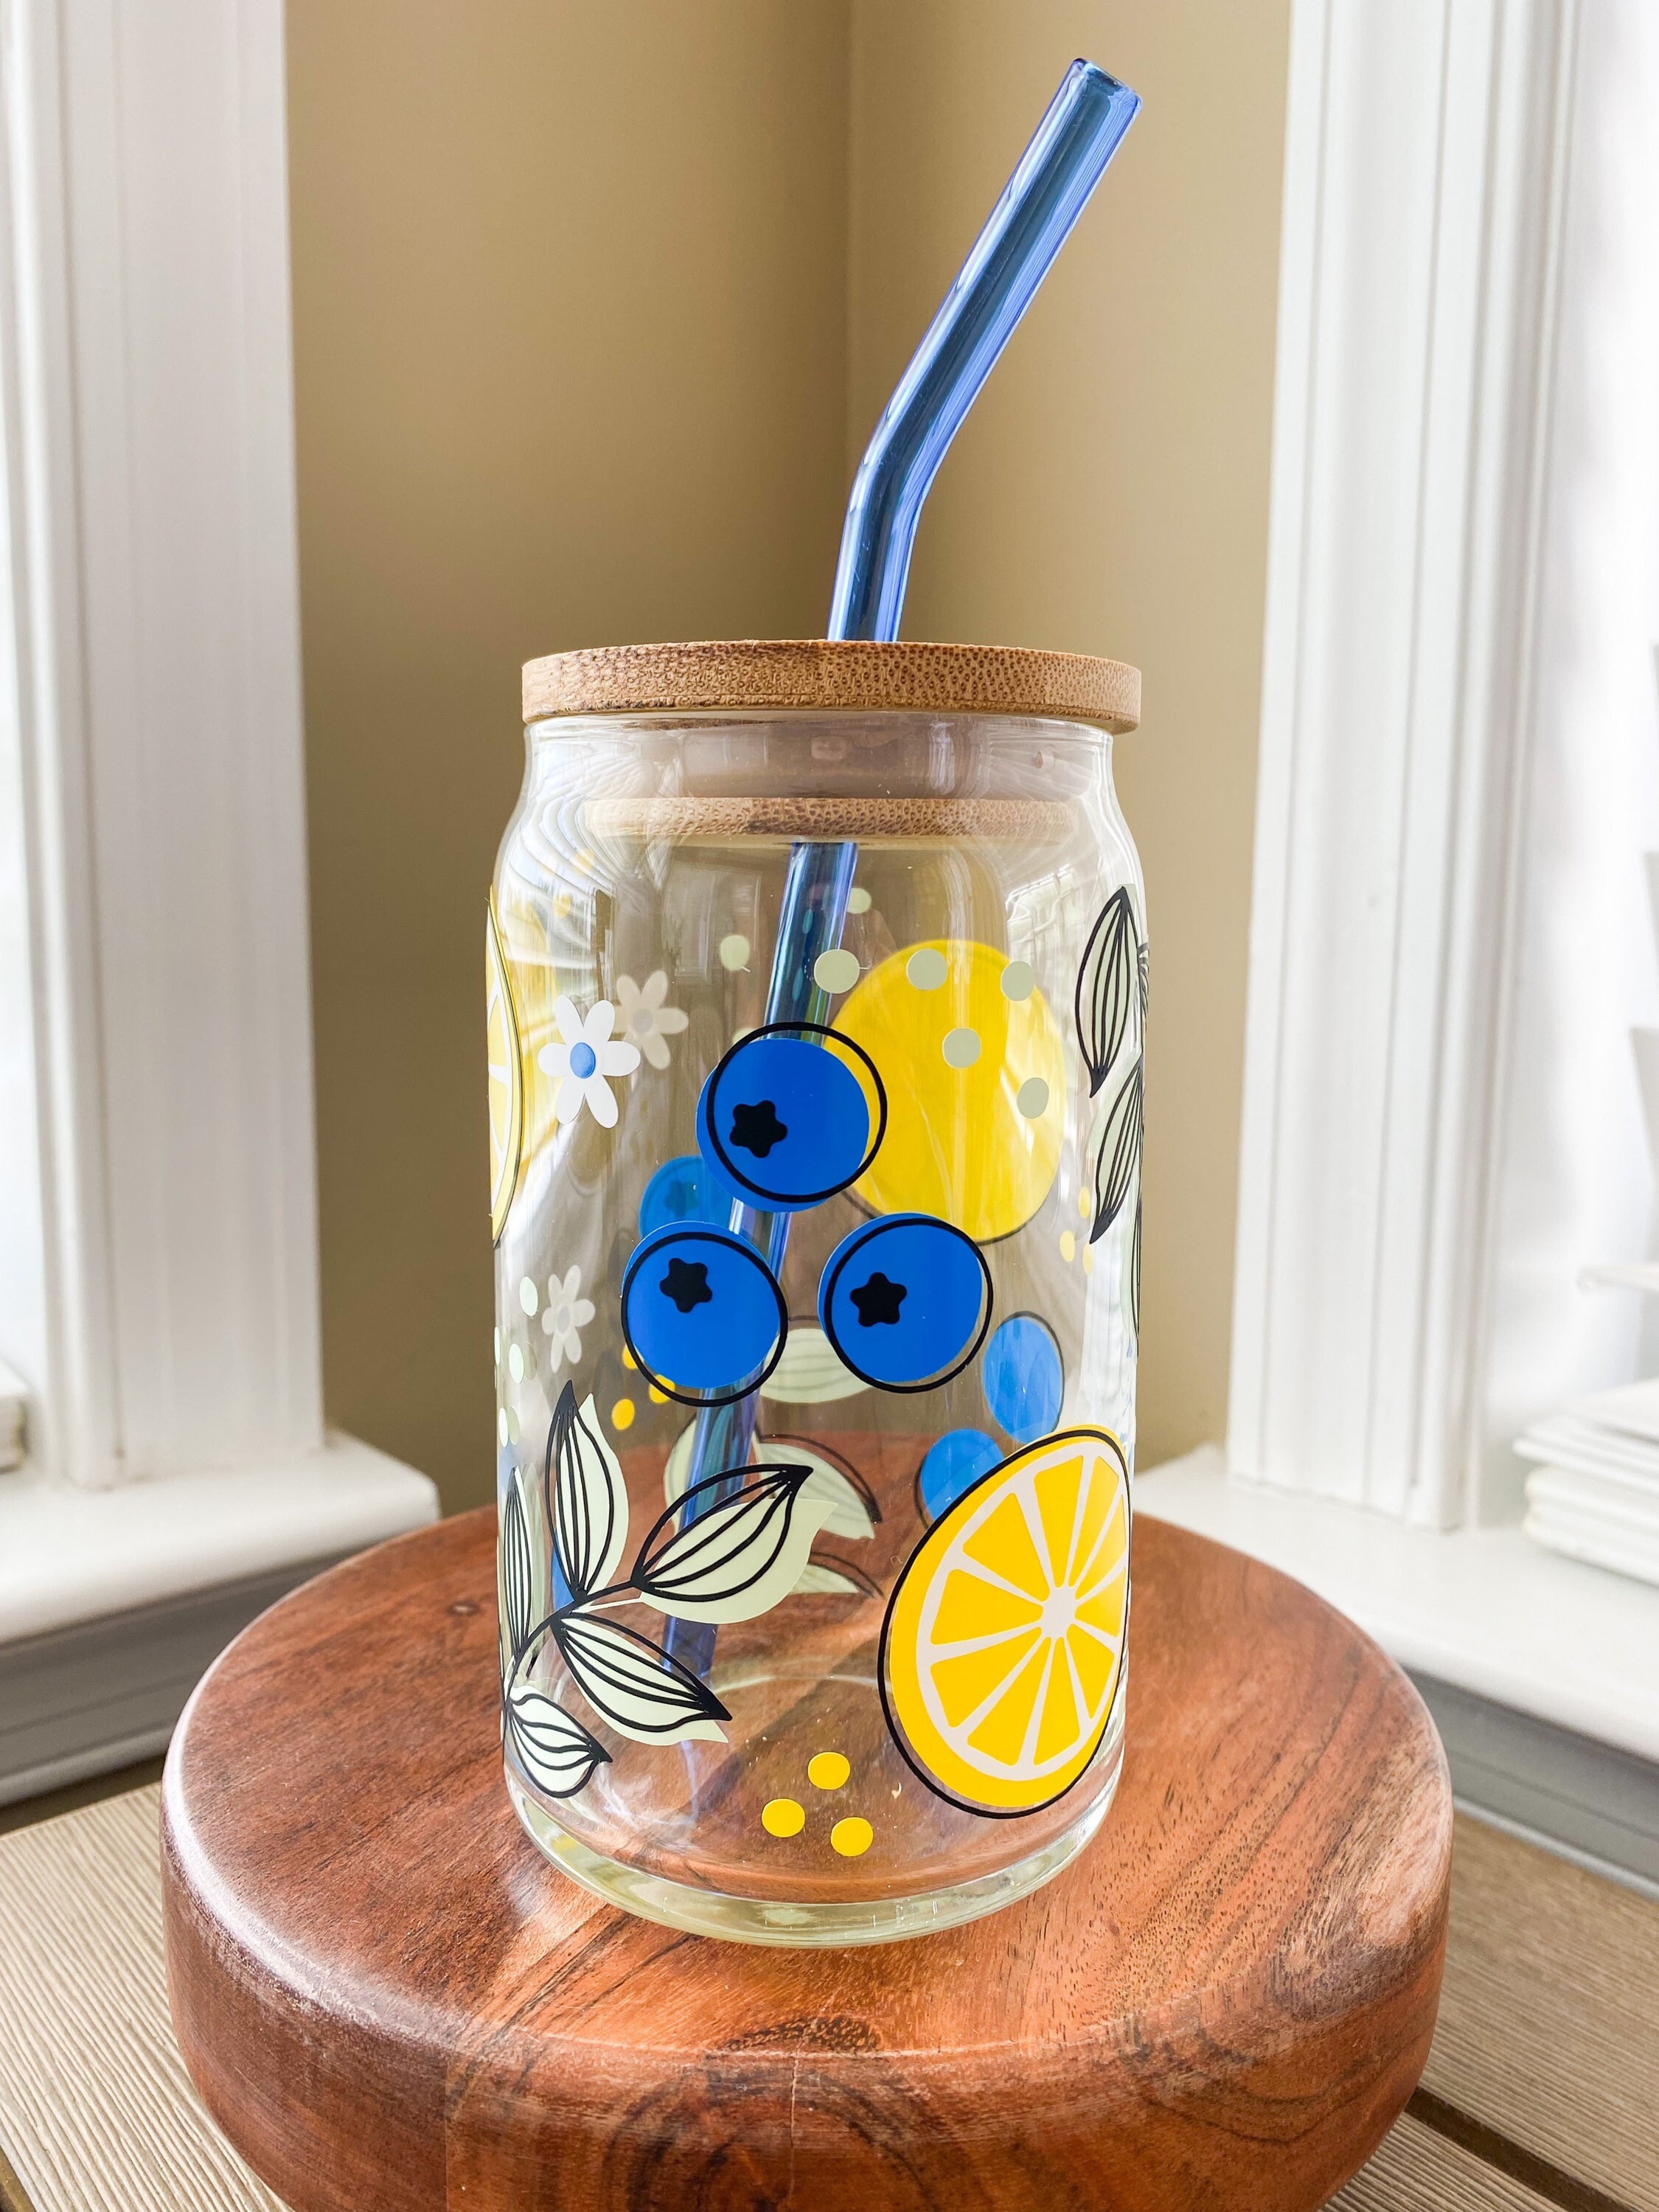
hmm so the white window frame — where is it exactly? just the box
[0,0,433,1663]
[1146,0,1659,1854]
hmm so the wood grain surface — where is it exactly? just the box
[160,1512,1452,2212]
[519,638,1141,731]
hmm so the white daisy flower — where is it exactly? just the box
[540,1265,596,1366]
[538,997,640,1127]
[614,970,689,1070]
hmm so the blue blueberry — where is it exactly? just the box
[917,1429,1004,1523]
[983,1312,1064,1444]
[697,1026,880,1211]
[621,1224,787,1405]
[818,1214,991,1391]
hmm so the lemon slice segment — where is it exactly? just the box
[880,1427,1129,1815]
[487,900,525,1242]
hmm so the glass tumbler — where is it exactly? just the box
[489,641,1144,1945]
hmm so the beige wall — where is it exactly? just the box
[848,3,1289,1467]
[286,1,1286,1511]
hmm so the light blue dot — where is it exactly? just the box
[568,1040,597,1079]
[917,1429,1003,1523]
[639,1154,728,1237]
[983,1313,1064,1444]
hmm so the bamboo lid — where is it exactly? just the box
[521,639,1140,731]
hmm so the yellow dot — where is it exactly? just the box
[611,1397,635,1430]
[1083,1244,1096,1275]
[762,1797,805,1837]
[1079,1187,1091,1219]
[807,1751,850,1790]
[830,1817,874,1857]
[622,1346,637,1371]
[1060,1230,1077,1263]
[648,1385,667,1405]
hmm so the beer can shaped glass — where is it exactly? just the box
[490,641,1144,1945]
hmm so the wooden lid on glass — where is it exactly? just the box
[521,639,1140,732]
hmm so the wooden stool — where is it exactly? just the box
[161,1510,1451,2212]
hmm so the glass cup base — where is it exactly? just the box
[505,1751,1121,1949]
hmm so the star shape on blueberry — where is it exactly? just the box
[849,1270,907,1327]
[728,1097,788,1158]
[659,1257,714,1315]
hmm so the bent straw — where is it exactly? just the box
[669,60,1140,1680]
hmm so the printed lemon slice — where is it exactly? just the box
[486,900,524,1242]
[881,1427,1129,1815]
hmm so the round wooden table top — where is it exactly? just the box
[161,1508,1452,2212]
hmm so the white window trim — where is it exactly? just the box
[1147,0,1659,1821]
[0,0,434,1645]
[1227,0,1576,1530]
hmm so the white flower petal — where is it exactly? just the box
[598,1038,641,1077]
[642,1032,671,1071]
[538,1041,569,1078]
[614,975,641,1015]
[566,1328,584,1365]
[641,969,669,1009]
[560,1264,583,1301]
[653,1006,688,1035]
[584,1001,617,1046]
[553,995,585,1046]
[572,1298,596,1329]
[587,1074,619,1127]
[555,1074,587,1123]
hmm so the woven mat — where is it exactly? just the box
[1,1784,1652,2211]
[0,1787,284,2212]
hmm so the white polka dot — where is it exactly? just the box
[813,947,860,995]
[493,1327,501,1366]
[497,1408,508,1446]
[719,933,751,972]
[1016,1076,1049,1119]
[1001,961,1035,1002]
[906,947,947,991]
[847,886,872,914]
[507,1343,525,1382]
[507,1406,521,1443]
[942,1026,981,1068]
[518,1276,538,1315]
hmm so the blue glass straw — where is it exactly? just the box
[669,61,1139,1679]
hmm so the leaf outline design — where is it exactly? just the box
[504,1682,610,1798]
[553,1612,731,1745]
[546,1382,629,1602]
[1089,1054,1144,1244]
[1075,888,1141,1097]
[632,1464,840,1624]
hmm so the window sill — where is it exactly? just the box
[0,1434,439,1643]
[1138,1449,1659,1766]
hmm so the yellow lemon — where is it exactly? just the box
[486,901,524,1241]
[836,940,1064,1242]
[881,1427,1129,1816]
